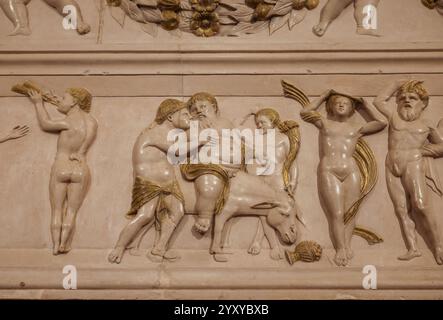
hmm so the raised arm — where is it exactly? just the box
[29,90,69,132]
[373,79,406,119]
[300,90,330,129]
[358,98,388,135]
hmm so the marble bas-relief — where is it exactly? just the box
[107,0,320,37]
[108,99,191,264]
[282,81,385,266]
[0,125,29,144]
[12,81,97,255]
[313,0,380,37]
[239,108,304,257]
[0,0,90,36]
[109,94,300,264]
[374,80,443,265]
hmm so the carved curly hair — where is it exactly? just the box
[186,92,219,115]
[66,88,92,113]
[396,80,429,107]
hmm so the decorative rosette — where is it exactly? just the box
[190,11,220,36]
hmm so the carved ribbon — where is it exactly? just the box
[126,177,185,230]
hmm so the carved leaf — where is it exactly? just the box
[133,0,157,7]
[219,15,236,25]
[227,20,268,36]
[269,12,289,35]
[180,1,192,10]
[266,0,293,18]
[288,8,307,30]
[168,28,182,38]
[140,7,162,23]
[110,6,127,27]
[219,0,246,10]
[226,4,254,23]
[120,0,146,22]
[141,22,158,37]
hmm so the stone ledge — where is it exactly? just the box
[0,249,442,292]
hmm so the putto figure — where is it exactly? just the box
[313,0,380,37]
[374,80,443,265]
[240,108,302,257]
[108,99,191,264]
[15,82,97,255]
[180,92,241,235]
[282,81,386,267]
[0,0,90,36]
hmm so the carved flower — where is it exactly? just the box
[292,0,305,10]
[305,0,319,10]
[106,0,121,6]
[422,0,438,9]
[190,11,220,37]
[252,3,273,21]
[190,0,219,13]
[158,0,181,10]
[161,10,180,30]
[292,0,319,10]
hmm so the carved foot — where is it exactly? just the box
[270,247,284,260]
[108,247,125,264]
[76,22,91,35]
[194,217,211,234]
[213,253,229,262]
[58,244,71,254]
[346,248,354,260]
[334,249,349,267]
[146,250,164,263]
[248,241,261,256]
[397,250,422,261]
[433,247,443,265]
[52,244,60,256]
[9,26,31,36]
[312,21,330,37]
[128,247,145,256]
[356,26,381,37]
[163,250,181,262]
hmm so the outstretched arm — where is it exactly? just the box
[300,90,330,129]
[358,98,388,135]
[28,90,69,132]
[373,79,406,119]
[0,125,29,143]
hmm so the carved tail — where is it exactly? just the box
[281,80,383,245]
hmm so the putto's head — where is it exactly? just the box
[58,88,92,114]
[187,92,219,120]
[155,99,190,130]
[396,80,429,122]
[326,94,356,119]
[255,108,280,132]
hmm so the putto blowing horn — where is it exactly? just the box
[11,80,60,106]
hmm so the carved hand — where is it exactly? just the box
[28,90,43,104]
[70,153,86,163]
[5,125,30,141]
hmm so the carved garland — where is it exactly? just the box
[106,0,319,37]
[421,0,443,15]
